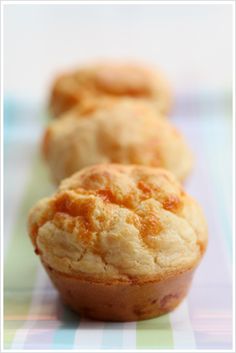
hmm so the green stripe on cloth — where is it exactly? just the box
[136,314,173,349]
[4,155,54,349]
[4,294,33,349]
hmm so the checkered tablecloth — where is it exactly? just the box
[3,95,233,350]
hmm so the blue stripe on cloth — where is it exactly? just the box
[101,322,124,349]
[52,304,79,349]
[4,98,16,148]
[200,117,232,260]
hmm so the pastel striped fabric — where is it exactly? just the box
[4,96,233,350]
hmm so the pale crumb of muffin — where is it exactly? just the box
[28,165,207,283]
[42,99,193,184]
[49,61,171,117]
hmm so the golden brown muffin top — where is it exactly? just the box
[43,99,193,184]
[49,61,171,117]
[28,165,207,283]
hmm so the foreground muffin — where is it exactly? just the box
[28,164,207,321]
[43,99,193,184]
[49,61,171,117]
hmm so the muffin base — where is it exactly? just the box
[43,262,195,321]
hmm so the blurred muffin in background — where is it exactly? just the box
[42,99,192,184]
[49,61,171,118]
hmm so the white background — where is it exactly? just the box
[3,3,233,102]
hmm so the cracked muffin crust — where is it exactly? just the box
[42,99,193,184]
[28,165,207,320]
[49,62,171,118]
[28,164,207,283]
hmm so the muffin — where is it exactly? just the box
[49,61,171,117]
[42,99,193,184]
[28,164,208,321]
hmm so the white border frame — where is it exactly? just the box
[0,1,235,352]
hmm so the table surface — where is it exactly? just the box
[3,95,233,350]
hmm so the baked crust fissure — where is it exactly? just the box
[28,165,207,283]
